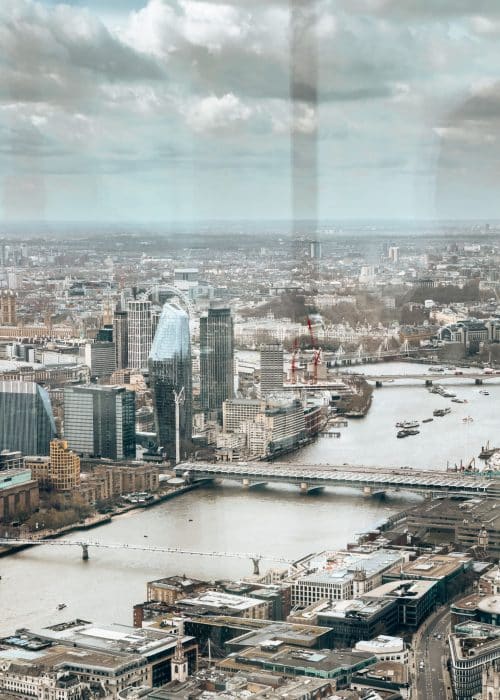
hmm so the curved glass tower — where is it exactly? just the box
[148,303,192,461]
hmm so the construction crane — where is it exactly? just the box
[307,317,321,384]
[290,338,299,384]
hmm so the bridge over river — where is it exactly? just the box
[349,371,500,386]
[0,538,293,574]
[176,461,499,498]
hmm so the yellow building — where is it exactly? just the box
[50,439,80,491]
[26,440,80,492]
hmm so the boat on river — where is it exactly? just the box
[397,429,420,438]
[395,420,419,429]
[433,407,451,417]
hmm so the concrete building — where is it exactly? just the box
[147,576,207,605]
[289,597,399,649]
[368,580,438,630]
[0,381,56,456]
[260,344,284,396]
[354,636,408,664]
[481,661,500,700]
[200,306,234,418]
[383,552,471,603]
[10,620,198,691]
[290,549,405,608]
[223,400,261,433]
[63,385,136,461]
[0,661,89,699]
[139,669,336,700]
[404,497,500,560]
[246,399,306,459]
[0,468,39,522]
[216,644,377,685]
[452,594,500,628]
[177,591,269,620]
[449,624,500,700]
[128,299,153,370]
[480,566,500,596]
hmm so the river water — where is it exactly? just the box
[1,362,498,634]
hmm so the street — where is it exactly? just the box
[414,606,452,700]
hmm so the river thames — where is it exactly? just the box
[1,362,498,634]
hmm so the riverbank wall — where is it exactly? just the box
[0,481,207,559]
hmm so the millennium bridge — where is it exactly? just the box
[0,538,293,574]
[175,461,498,498]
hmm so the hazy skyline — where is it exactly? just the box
[2,0,500,222]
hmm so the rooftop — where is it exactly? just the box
[368,579,438,600]
[219,644,377,677]
[179,591,265,612]
[298,549,404,586]
[27,620,191,659]
[388,553,469,580]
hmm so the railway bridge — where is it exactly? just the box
[175,461,498,498]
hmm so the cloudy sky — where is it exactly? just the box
[2,0,500,222]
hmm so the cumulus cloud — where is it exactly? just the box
[184,92,252,131]
[0,0,163,107]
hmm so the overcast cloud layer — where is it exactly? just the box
[2,0,500,221]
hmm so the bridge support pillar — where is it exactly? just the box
[475,378,483,385]
[363,486,372,497]
[300,482,309,494]
[251,557,261,576]
[81,544,89,561]
[375,380,383,388]
[243,479,267,489]
[425,379,433,387]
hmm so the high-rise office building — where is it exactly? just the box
[63,385,136,461]
[310,240,322,260]
[200,305,234,417]
[113,307,129,370]
[260,343,284,396]
[0,381,56,455]
[84,341,116,379]
[127,299,152,370]
[148,303,192,461]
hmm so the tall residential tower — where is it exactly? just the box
[148,303,192,461]
[200,305,234,418]
[127,299,152,370]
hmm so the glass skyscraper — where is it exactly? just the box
[148,303,192,461]
[0,381,56,456]
[63,385,136,461]
[200,305,234,418]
